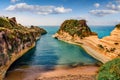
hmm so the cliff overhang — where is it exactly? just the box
[0,16,47,80]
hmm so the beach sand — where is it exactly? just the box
[37,65,99,80]
[4,65,99,80]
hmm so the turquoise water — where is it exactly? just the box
[90,26,114,39]
[8,26,114,70]
[5,26,115,80]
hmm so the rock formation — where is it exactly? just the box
[53,19,120,64]
[0,16,47,80]
[57,19,97,39]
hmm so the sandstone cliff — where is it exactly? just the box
[53,19,120,63]
[0,16,47,80]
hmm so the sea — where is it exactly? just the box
[4,26,115,80]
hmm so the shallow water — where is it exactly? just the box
[4,26,114,80]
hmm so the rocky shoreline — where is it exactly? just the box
[0,16,47,80]
[53,19,120,63]
[1,43,35,80]
[52,34,111,63]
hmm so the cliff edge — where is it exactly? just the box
[0,16,47,80]
[53,19,120,63]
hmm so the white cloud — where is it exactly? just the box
[115,0,120,4]
[5,3,72,15]
[11,0,19,3]
[0,11,67,26]
[94,3,100,8]
[90,1,120,16]
[69,15,118,26]
[54,6,72,14]
[89,10,118,16]
[107,2,120,11]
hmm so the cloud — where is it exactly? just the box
[115,0,120,3]
[11,0,19,3]
[94,3,100,8]
[89,10,118,16]
[90,0,120,16]
[106,3,116,10]
[5,3,72,15]
[106,2,120,11]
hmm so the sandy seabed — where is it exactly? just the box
[4,65,99,80]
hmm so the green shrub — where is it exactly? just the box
[0,16,47,67]
[58,19,96,37]
[97,58,120,80]
[98,44,104,49]
[115,24,120,29]
[0,17,12,28]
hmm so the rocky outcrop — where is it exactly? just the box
[53,19,120,63]
[0,16,47,80]
[57,19,97,39]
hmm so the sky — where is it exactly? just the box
[0,0,120,26]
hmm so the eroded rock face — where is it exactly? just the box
[54,19,120,64]
[57,19,97,39]
[0,17,47,67]
[0,16,47,79]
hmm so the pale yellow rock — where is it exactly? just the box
[53,28,120,63]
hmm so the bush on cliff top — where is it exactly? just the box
[116,24,120,29]
[0,17,12,28]
[0,16,47,66]
[58,19,97,38]
[97,58,120,80]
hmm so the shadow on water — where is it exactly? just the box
[7,46,37,71]
[7,35,60,70]
[5,43,59,80]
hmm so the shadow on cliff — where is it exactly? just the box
[6,46,37,71]
[4,41,59,80]
[6,44,59,71]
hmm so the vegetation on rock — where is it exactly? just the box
[115,24,120,29]
[57,19,97,38]
[97,58,120,80]
[98,44,104,50]
[0,16,47,67]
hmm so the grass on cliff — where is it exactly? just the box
[0,17,13,28]
[58,19,96,38]
[0,16,47,67]
[97,58,120,80]
[59,19,80,35]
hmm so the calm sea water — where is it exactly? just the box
[5,26,114,79]
[90,26,114,38]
